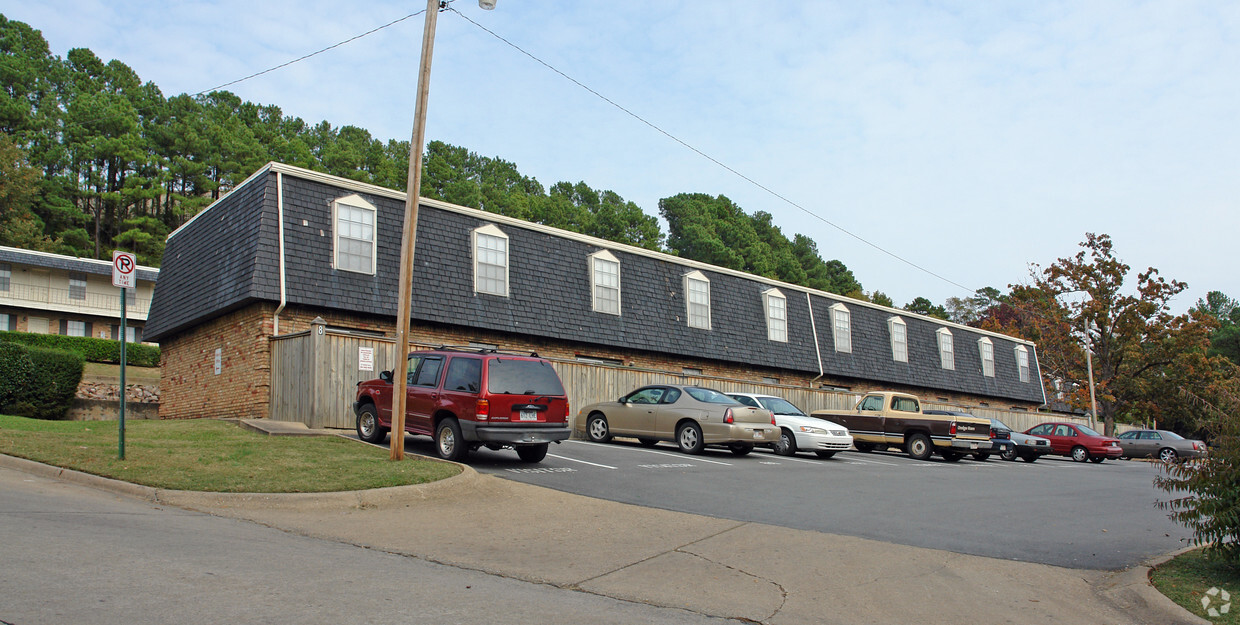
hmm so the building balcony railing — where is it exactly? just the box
[0,283,152,318]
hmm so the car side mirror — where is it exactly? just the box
[379,370,393,383]
[619,397,628,404]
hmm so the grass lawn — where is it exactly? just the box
[1151,548,1240,624]
[82,362,160,384]
[0,414,459,493]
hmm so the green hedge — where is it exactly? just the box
[0,331,159,367]
[0,341,84,419]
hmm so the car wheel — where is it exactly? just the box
[941,451,965,462]
[815,451,836,459]
[1071,446,1090,463]
[774,429,797,456]
[677,422,705,455]
[1021,454,1038,463]
[973,452,991,461]
[586,413,612,443]
[853,442,875,453]
[516,444,548,463]
[1090,457,1105,464]
[1159,447,1178,463]
[906,433,933,461]
[638,438,659,448]
[729,443,754,456]
[355,403,388,444]
[435,418,468,462]
[1000,446,1018,461]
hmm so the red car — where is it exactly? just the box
[1025,422,1123,463]
[353,347,571,463]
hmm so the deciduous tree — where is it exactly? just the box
[982,233,1231,435]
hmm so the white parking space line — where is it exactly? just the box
[546,453,617,469]
[840,455,901,466]
[761,454,828,466]
[625,446,734,466]
[563,439,734,466]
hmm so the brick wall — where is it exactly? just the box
[161,302,1042,420]
[159,305,276,420]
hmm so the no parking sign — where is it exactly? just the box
[112,251,136,289]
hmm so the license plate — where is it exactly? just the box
[753,430,764,439]
[519,410,537,421]
[969,442,978,449]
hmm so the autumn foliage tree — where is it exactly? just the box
[981,233,1232,435]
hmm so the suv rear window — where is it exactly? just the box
[486,358,566,395]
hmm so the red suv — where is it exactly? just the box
[1025,422,1123,463]
[353,347,571,463]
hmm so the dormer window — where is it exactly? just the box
[684,271,711,330]
[830,303,851,353]
[589,250,620,315]
[332,194,376,274]
[764,288,787,342]
[888,316,908,362]
[1015,345,1030,383]
[937,328,954,370]
[472,224,509,297]
[978,337,995,377]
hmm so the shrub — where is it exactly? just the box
[1156,385,1240,569]
[0,342,35,407]
[0,331,159,367]
[0,341,84,419]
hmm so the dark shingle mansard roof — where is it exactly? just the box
[0,246,159,283]
[146,163,1045,404]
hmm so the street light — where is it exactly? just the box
[390,0,496,460]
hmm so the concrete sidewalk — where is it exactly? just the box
[0,450,1208,625]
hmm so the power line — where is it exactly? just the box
[195,9,427,96]
[450,7,975,296]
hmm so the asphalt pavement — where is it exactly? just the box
[0,420,1212,625]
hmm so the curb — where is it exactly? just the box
[0,452,478,512]
[1094,546,1212,625]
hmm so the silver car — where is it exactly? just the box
[1115,429,1207,463]
[579,385,780,455]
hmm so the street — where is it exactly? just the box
[0,465,743,625]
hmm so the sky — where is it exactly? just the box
[5,0,1238,314]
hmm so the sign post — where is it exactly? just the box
[112,251,136,460]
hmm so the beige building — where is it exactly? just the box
[0,246,158,342]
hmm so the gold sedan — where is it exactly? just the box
[579,385,780,455]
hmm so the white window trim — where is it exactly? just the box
[66,320,87,337]
[763,288,787,342]
[332,194,377,275]
[684,270,711,330]
[472,224,510,297]
[1015,345,1030,383]
[888,316,908,362]
[978,337,995,378]
[589,250,621,316]
[937,328,955,370]
[830,303,851,353]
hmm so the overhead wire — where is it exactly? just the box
[64,2,974,296]
[448,7,974,295]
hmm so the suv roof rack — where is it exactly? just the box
[430,344,541,358]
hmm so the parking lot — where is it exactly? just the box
[388,434,1194,570]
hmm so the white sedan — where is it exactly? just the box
[727,393,853,458]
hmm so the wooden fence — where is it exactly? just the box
[269,321,397,429]
[268,319,1121,435]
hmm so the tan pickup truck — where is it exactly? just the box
[811,391,991,461]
